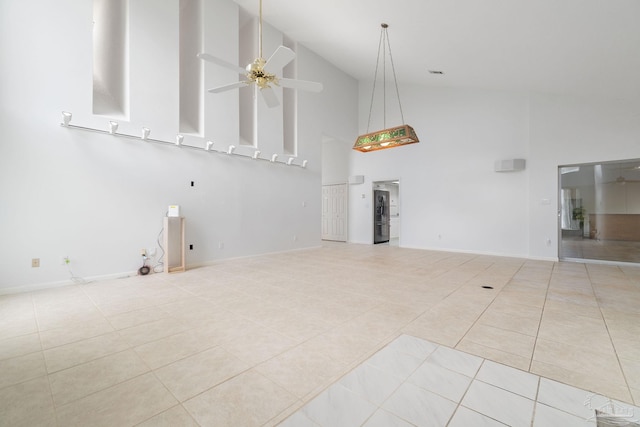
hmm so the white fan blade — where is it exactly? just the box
[208,81,251,93]
[197,53,247,75]
[260,87,280,108]
[264,46,296,72]
[278,78,323,93]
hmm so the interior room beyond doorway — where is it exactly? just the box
[559,159,640,264]
[373,180,400,246]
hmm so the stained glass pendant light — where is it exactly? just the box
[353,23,419,152]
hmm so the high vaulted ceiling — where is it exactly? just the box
[234,0,640,101]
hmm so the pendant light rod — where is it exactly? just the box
[365,23,406,133]
[258,0,263,59]
[386,26,406,126]
[355,23,418,153]
[383,24,387,129]
[365,27,384,133]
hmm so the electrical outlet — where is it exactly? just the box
[218,242,224,249]
[32,258,40,268]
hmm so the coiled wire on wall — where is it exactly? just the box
[136,212,167,275]
[153,213,167,273]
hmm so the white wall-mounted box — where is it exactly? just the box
[348,175,364,184]
[495,159,526,172]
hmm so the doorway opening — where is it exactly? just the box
[373,180,400,246]
[559,159,640,263]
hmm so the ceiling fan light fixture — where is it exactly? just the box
[198,0,322,108]
[354,23,419,153]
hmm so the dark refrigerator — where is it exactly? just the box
[374,190,390,243]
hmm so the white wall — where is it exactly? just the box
[3,2,637,292]
[349,83,640,259]
[350,84,530,256]
[527,93,640,258]
[0,0,358,292]
[322,138,350,185]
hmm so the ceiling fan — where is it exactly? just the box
[603,166,640,184]
[605,175,640,185]
[197,0,323,108]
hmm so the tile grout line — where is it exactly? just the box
[529,374,542,427]
[354,339,439,427]
[32,291,62,427]
[527,261,554,373]
[586,264,636,405]
[444,357,486,427]
[452,258,526,350]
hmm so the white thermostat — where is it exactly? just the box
[168,205,180,217]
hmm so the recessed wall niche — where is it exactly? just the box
[282,35,297,156]
[93,0,129,118]
[238,9,257,146]
[179,0,203,135]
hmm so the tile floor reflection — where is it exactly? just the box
[283,334,640,426]
[0,242,639,426]
[561,237,640,263]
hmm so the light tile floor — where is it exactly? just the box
[1,242,639,426]
[283,334,640,426]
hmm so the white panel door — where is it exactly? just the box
[322,186,330,237]
[322,184,347,241]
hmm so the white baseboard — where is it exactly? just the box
[0,270,138,296]
[0,244,561,296]
[185,245,323,270]
[400,244,559,262]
